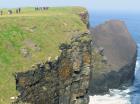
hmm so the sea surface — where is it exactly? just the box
[88,11,140,104]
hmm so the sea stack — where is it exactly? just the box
[89,20,137,94]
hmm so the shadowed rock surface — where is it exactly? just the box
[89,20,137,94]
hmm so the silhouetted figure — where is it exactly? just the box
[35,7,49,11]
[42,7,44,10]
[0,10,3,16]
[8,10,12,15]
[16,9,19,14]
[16,8,21,14]
[45,7,49,10]
[35,7,38,11]
[35,7,40,11]
[18,8,21,13]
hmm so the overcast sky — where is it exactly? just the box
[0,0,140,12]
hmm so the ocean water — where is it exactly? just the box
[88,11,140,104]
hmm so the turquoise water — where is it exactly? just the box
[89,11,140,104]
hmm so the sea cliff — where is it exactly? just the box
[12,8,137,104]
[90,20,137,94]
[14,33,93,104]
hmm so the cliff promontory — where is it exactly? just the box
[7,8,137,104]
[90,20,137,94]
[0,7,89,104]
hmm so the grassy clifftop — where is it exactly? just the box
[0,7,88,104]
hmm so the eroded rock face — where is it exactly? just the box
[79,11,89,27]
[89,20,137,94]
[14,33,93,104]
[13,18,136,103]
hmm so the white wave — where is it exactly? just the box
[136,61,140,68]
[89,89,131,104]
[89,44,139,104]
[137,43,140,48]
[134,60,140,76]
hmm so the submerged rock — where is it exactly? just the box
[89,20,137,94]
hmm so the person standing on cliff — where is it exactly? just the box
[18,8,21,13]
[16,9,19,14]
[0,10,3,16]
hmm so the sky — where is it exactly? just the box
[0,0,140,13]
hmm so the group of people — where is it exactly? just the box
[15,8,21,14]
[35,7,49,11]
[0,8,21,16]
[0,10,3,15]
[0,7,49,16]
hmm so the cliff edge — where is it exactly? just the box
[11,10,137,103]
[0,7,89,104]
[14,33,92,104]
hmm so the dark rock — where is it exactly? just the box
[78,11,89,28]
[14,33,92,104]
[0,10,3,16]
[89,20,137,94]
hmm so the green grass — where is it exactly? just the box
[0,7,88,104]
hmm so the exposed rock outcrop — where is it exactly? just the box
[14,33,93,104]
[79,11,89,27]
[89,20,137,94]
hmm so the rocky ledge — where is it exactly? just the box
[89,20,137,94]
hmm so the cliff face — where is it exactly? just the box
[13,13,137,103]
[14,33,93,104]
[89,20,137,94]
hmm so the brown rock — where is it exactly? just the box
[89,20,137,94]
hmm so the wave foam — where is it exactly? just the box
[89,89,131,104]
